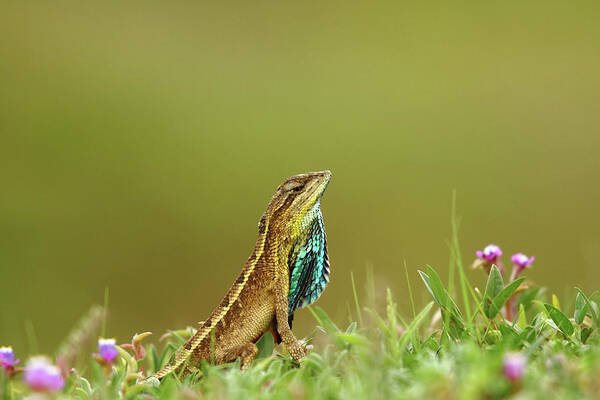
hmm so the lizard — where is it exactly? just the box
[142,170,332,382]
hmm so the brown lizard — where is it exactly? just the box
[143,170,332,381]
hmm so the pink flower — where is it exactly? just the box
[97,338,119,364]
[503,352,526,381]
[508,252,535,283]
[23,357,65,392]
[474,244,505,275]
[0,346,19,370]
[476,244,503,262]
[511,253,535,270]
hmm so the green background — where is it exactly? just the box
[1,1,599,353]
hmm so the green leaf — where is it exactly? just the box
[520,326,537,344]
[117,346,138,376]
[516,287,542,309]
[89,360,106,398]
[574,292,588,325]
[426,266,450,308]
[398,302,434,351]
[309,306,340,335]
[108,367,126,398]
[420,268,464,332]
[592,300,599,312]
[483,265,504,317]
[485,329,501,344]
[544,304,574,336]
[255,332,275,359]
[90,360,105,386]
[336,332,369,347]
[79,377,93,396]
[439,328,452,349]
[575,288,598,328]
[524,330,552,358]
[484,265,504,300]
[125,384,151,400]
[74,388,91,400]
[157,377,178,398]
[486,278,525,318]
[345,321,358,334]
[62,370,79,395]
[592,301,600,324]
[422,332,440,352]
[166,330,189,345]
[302,353,325,373]
[499,324,520,348]
[418,271,438,306]
[149,344,161,373]
[581,327,592,344]
[423,267,462,319]
[445,316,466,340]
[365,309,394,339]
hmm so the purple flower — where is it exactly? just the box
[511,253,535,270]
[476,244,503,262]
[24,357,65,392]
[502,352,526,381]
[474,244,505,275]
[0,346,19,370]
[97,338,119,364]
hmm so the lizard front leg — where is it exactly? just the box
[274,280,307,362]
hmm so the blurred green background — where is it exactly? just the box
[1,1,599,353]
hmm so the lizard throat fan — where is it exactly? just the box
[287,202,330,313]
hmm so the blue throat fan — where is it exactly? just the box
[287,203,330,315]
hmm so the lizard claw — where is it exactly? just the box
[300,339,314,353]
[289,339,311,362]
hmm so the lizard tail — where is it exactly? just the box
[144,325,211,381]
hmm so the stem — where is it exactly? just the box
[506,297,514,322]
[101,287,109,338]
[505,266,523,322]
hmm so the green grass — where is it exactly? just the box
[2,213,600,399]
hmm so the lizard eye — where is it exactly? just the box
[283,181,304,192]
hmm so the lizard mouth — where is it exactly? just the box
[312,170,331,197]
[311,171,331,203]
[320,171,331,193]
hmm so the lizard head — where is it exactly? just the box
[261,170,331,237]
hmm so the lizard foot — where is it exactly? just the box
[287,339,310,362]
[214,343,258,371]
